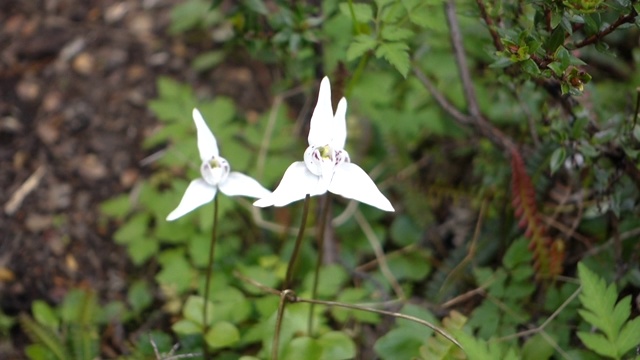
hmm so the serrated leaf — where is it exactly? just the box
[346,35,377,61]
[375,42,410,77]
[577,262,639,359]
[381,26,413,41]
[616,317,640,355]
[339,2,374,23]
[577,332,617,358]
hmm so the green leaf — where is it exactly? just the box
[113,214,148,245]
[577,262,639,359]
[346,35,377,61]
[502,237,532,270]
[183,295,214,326]
[171,319,202,335]
[192,51,225,72]
[243,0,268,15]
[556,47,571,69]
[283,337,322,360]
[616,317,640,355]
[375,42,410,78]
[205,321,240,348]
[547,61,565,77]
[32,301,59,330]
[576,332,617,358]
[99,194,131,220]
[390,216,421,247]
[339,2,374,23]
[303,264,348,297]
[520,58,540,75]
[545,26,566,53]
[549,147,566,174]
[156,251,194,294]
[381,26,413,41]
[522,334,555,360]
[374,327,425,359]
[318,331,356,360]
[127,280,153,314]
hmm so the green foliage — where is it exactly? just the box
[82,0,640,358]
[577,262,640,359]
[21,290,99,360]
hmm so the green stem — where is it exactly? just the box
[202,196,219,357]
[271,289,294,360]
[283,194,311,289]
[308,195,332,336]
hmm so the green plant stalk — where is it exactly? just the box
[633,87,640,128]
[271,289,294,360]
[202,195,219,358]
[283,194,311,289]
[346,53,371,98]
[308,195,332,336]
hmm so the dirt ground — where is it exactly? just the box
[0,0,275,356]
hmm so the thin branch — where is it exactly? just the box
[446,0,481,118]
[235,272,462,350]
[573,12,637,48]
[413,66,517,152]
[475,0,503,51]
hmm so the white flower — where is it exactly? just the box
[253,77,394,212]
[166,109,271,221]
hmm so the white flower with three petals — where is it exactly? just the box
[253,77,394,212]
[166,109,272,221]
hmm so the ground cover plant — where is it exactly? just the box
[2,0,640,359]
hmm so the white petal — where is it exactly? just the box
[193,108,219,161]
[166,179,217,221]
[253,162,327,207]
[328,162,394,212]
[332,97,347,150]
[218,172,272,198]
[307,77,333,147]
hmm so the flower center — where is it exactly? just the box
[201,156,230,186]
[303,145,350,177]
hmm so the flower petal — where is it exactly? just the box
[166,179,217,221]
[332,97,347,150]
[307,77,333,147]
[218,171,271,198]
[253,162,327,207]
[193,108,219,161]
[328,162,394,212]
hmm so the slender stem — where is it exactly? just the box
[202,196,219,357]
[271,289,294,360]
[234,271,464,351]
[633,87,640,129]
[283,194,311,289]
[308,195,332,336]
